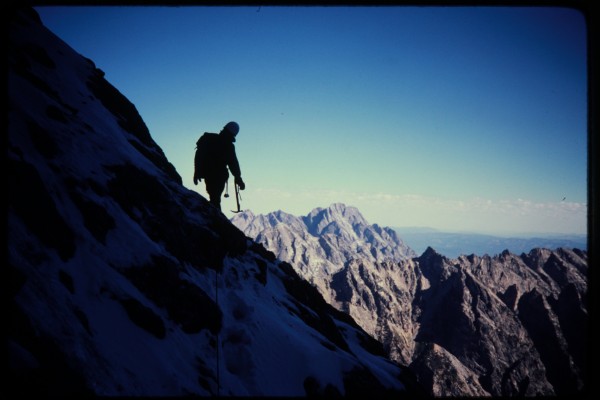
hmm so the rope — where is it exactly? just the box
[216,268,220,396]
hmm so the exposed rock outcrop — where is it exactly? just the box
[234,208,588,396]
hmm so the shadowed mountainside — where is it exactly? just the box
[7,8,423,397]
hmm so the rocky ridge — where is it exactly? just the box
[233,207,588,396]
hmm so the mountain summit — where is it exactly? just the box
[8,8,420,397]
[232,204,416,283]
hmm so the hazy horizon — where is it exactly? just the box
[392,225,588,238]
[240,203,588,238]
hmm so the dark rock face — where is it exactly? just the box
[234,208,588,396]
[7,8,420,397]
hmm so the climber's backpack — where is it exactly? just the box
[194,132,220,179]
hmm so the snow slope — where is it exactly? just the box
[7,7,421,397]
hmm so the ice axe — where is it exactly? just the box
[231,183,243,213]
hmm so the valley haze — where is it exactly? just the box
[393,226,587,258]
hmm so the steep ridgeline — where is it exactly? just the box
[232,206,588,397]
[7,8,423,397]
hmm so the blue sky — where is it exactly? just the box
[35,5,588,235]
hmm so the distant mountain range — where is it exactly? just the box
[393,227,587,259]
[233,204,588,396]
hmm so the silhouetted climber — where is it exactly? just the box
[193,121,245,211]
